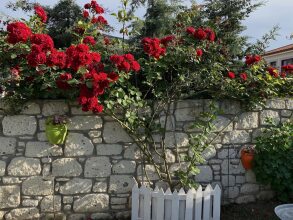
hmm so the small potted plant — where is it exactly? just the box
[45,115,68,145]
[240,145,255,170]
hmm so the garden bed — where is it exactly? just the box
[221,200,291,220]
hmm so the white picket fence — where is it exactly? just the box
[131,184,221,220]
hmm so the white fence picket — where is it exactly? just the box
[131,184,221,220]
[131,184,139,220]
[164,188,172,220]
[203,185,212,220]
[195,185,203,220]
[213,185,221,220]
[185,188,194,220]
[171,190,179,220]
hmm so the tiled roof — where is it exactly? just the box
[264,44,293,56]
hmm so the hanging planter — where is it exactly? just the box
[240,146,255,170]
[45,115,68,145]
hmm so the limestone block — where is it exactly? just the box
[218,148,237,159]
[0,160,6,176]
[159,115,176,131]
[220,100,241,114]
[7,157,41,176]
[60,178,92,194]
[221,175,236,187]
[25,142,63,157]
[213,116,233,131]
[37,132,47,141]
[93,182,108,193]
[5,208,39,220]
[224,186,239,199]
[124,144,140,160]
[286,99,293,109]
[40,195,61,212]
[113,160,136,174]
[240,184,259,194]
[64,133,94,156]
[88,130,102,138]
[103,122,132,143]
[22,199,39,207]
[175,100,204,121]
[245,170,256,183]
[202,146,216,160]
[137,165,159,181]
[281,110,292,117]
[175,132,189,148]
[91,213,112,220]
[73,194,109,212]
[22,176,53,195]
[21,102,41,114]
[63,196,73,204]
[84,157,111,177]
[221,159,245,175]
[0,137,16,155]
[266,99,286,109]
[67,116,102,130]
[96,144,123,155]
[236,176,245,184]
[194,165,213,182]
[0,186,20,208]
[109,175,136,193]
[68,214,86,220]
[2,116,37,136]
[2,177,21,184]
[42,101,69,116]
[260,110,280,125]
[235,112,258,129]
[223,130,251,144]
[52,158,82,177]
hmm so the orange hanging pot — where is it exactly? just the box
[241,147,255,170]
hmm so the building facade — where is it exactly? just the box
[263,44,293,72]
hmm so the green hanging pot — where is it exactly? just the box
[45,123,68,145]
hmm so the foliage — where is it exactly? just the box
[253,119,293,201]
[0,0,292,189]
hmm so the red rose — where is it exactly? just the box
[160,35,175,46]
[186,26,195,35]
[142,37,166,59]
[204,28,216,42]
[56,73,72,90]
[240,73,247,81]
[110,54,124,65]
[7,22,32,44]
[30,34,54,51]
[108,72,119,82]
[84,3,91,9]
[267,67,279,78]
[83,10,89,18]
[119,61,131,72]
[280,72,286,78]
[227,71,235,79]
[97,16,107,25]
[131,61,140,72]
[47,50,66,69]
[245,55,262,65]
[194,28,207,40]
[27,49,47,67]
[196,48,203,57]
[94,5,104,14]
[83,36,96,45]
[34,5,47,23]
[124,53,135,61]
[91,52,101,63]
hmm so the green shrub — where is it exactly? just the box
[253,119,293,201]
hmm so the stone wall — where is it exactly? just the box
[0,99,292,219]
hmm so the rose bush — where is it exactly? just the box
[0,0,292,188]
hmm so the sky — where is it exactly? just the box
[0,0,292,50]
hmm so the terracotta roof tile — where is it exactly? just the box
[264,44,293,56]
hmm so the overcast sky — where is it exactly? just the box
[0,0,292,50]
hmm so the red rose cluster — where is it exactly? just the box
[227,71,247,81]
[83,36,96,46]
[34,5,47,23]
[245,55,261,65]
[7,22,32,44]
[282,64,293,75]
[79,69,113,113]
[186,26,215,42]
[65,44,101,71]
[110,54,140,72]
[142,37,167,59]
[83,0,108,25]
[267,67,279,78]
